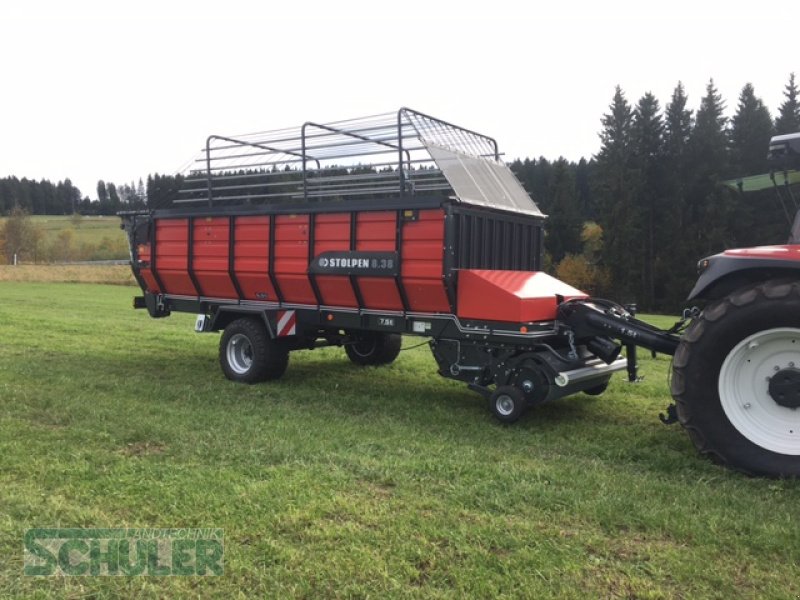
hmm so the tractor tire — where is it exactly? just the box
[671,280,800,477]
[220,317,289,383]
[345,333,402,366]
[489,385,528,424]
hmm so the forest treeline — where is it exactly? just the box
[0,178,147,216]
[1,74,799,311]
[515,75,800,310]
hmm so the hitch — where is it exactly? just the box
[557,298,681,357]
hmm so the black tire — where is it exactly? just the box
[345,333,402,366]
[671,280,800,477]
[219,317,289,383]
[489,385,528,424]
[582,378,610,396]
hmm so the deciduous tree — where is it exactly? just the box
[1,206,37,263]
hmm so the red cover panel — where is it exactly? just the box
[457,269,587,323]
[355,212,403,310]
[401,209,449,312]
[136,243,159,293]
[193,217,237,298]
[274,215,316,305]
[233,216,276,301]
[155,219,197,296]
[314,213,357,307]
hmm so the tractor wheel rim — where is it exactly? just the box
[227,334,254,374]
[496,394,515,416]
[719,327,800,455]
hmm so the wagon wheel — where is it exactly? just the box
[345,333,402,366]
[219,317,288,383]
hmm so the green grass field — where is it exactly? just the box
[2,282,800,598]
[0,215,126,248]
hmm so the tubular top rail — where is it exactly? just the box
[205,135,321,207]
[190,107,505,208]
[300,120,413,202]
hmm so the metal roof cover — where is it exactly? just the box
[424,142,546,218]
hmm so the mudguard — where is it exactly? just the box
[688,246,800,301]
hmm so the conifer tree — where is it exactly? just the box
[630,92,664,308]
[775,73,800,135]
[728,83,781,247]
[544,159,582,262]
[595,86,636,300]
[687,80,729,256]
[729,83,773,176]
[575,158,595,218]
[659,83,696,307]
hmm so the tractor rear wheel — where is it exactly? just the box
[345,333,402,366]
[671,280,800,477]
[219,317,289,383]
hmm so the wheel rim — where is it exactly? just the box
[227,333,254,374]
[719,327,800,455]
[495,394,515,416]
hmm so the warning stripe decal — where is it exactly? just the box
[276,310,296,337]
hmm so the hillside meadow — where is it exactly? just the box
[0,215,128,263]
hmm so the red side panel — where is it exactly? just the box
[193,217,237,298]
[355,211,403,311]
[274,214,316,305]
[137,243,159,293]
[146,208,451,313]
[155,219,197,296]
[314,213,358,307]
[233,216,275,301]
[401,209,449,312]
[457,269,587,323]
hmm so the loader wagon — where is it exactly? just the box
[121,109,800,477]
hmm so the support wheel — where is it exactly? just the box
[671,280,800,476]
[582,378,611,396]
[489,385,528,424]
[220,317,289,383]
[345,333,402,366]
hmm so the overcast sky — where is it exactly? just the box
[0,0,797,200]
